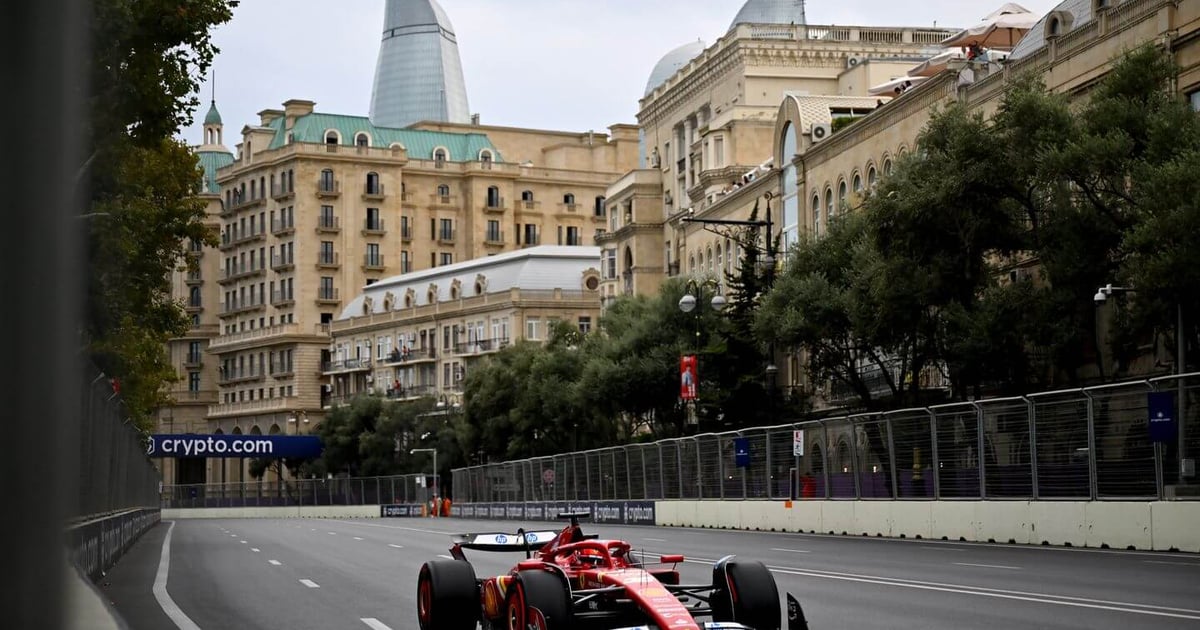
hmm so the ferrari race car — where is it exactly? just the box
[416,511,809,630]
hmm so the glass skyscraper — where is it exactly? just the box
[369,0,471,129]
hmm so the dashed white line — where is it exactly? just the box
[954,562,1021,570]
[771,548,811,554]
[328,532,338,535]
[251,548,261,553]
[645,537,667,542]
[300,579,320,588]
[388,544,404,549]
[354,537,364,541]
[360,618,393,630]
[268,560,282,566]
[1145,560,1200,567]
[239,540,248,544]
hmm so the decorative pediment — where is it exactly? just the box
[383,291,396,311]
[404,287,416,308]
[450,278,463,300]
[474,274,488,295]
[427,283,439,304]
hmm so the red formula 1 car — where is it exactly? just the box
[416,511,809,630]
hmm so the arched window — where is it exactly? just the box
[325,131,339,145]
[355,133,369,147]
[437,184,450,197]
[883,158,893,176]
[563,193,576,206]
[852,172,862,193]
[706,246,713,274]
[688,254,696,274]
[867,166,878,189]
[521,190,534,202]
[824,188,834,225]
[478,149,493,162]
[837,179,848,214]
[811,194,821,235]
[433,147,447,163]
[716,244,723,276]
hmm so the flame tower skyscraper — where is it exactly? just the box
[369,0,471,128]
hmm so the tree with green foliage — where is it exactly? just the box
[83,0,238,430]
[315,395,442,477]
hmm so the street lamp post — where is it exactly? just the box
[1095,284,1188,480]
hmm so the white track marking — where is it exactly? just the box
[954,562,1020,570]
[300,579,320,588]
[239,540,247,544]
[354,537,364,541]
[152,522,202,630]
[328,532,337,535]
[333,520,448,535]
[644,537,667,542]
[388,544,404,549]
[251,548,260,553]
[268,560,282,566]
[1145,560,1200,567]
[360,618,393,630]
[771,548,811,554]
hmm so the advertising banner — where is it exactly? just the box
[453,501,656,526]
[1148,391,1177,443]
[680,355,698,401]
[380,504,424,518]
[148,434,323,459]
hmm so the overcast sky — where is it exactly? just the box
[181,0,1062,144]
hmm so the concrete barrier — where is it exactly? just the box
[653,500,1200,552]
[162,505,381,519]
[65,508,161,581]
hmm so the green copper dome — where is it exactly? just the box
[204,100,223,125]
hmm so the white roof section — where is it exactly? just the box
[645,40,707,96]
[339,246,601,319]
[783,93,890,132]
[730,0,808,30]
[1008,0,1091,60]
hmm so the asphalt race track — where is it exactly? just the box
[102,516,1200,630]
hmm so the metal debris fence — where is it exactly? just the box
[453,374,1200,503]
[161,473,438,509]
[76,364,162,519]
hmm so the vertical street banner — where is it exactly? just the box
[1147,391,1177,443]
[680,355,698,401]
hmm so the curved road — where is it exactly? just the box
[103,516,1200,630]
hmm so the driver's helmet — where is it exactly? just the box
[575,548,605,566]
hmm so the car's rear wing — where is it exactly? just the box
[451,530,562,552]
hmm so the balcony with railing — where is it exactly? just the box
[521,234,541,248]
[271,289,294,306]
[316,287,340,304]
[271,217,295,236]
[219,296,266,317]
[362,254,386,271]
[362,218,386,236]
[321,358,372,374]
[380,347,437,365]
[219,262,265,284]
[271,183,295,201]
[484,230,505,246]
[483,197,506,213]
[169,389,218,405]
[271,254,294,272]
[385,384,439,400]
[316,178,341,198]
[208,396,296,418]
[400,224,413,241]
[219,227,266,251]
[208,322,328,351]
[269,360,295,378]
[438,229,456,245]
[316,215,341,233]
[362,183,386,201]
[430,193,457,207]
[217,365,265,385]
[316,252,340,269]
[183,352,203,368]
[453,337,509,356]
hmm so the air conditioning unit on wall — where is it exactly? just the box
[846,55,864,69]
[810,123,832,143]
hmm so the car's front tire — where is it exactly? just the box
[504,568,572,630]
[711,557,782,630]
[416,559,478,630]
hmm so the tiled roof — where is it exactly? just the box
[265,111,501,162]
[784,94,889,132]
[1008,0,1092,60]
[196,149,234,194]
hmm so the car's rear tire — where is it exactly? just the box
[505,569,572,630]
[711,557,781,630]
[417,559,478,630]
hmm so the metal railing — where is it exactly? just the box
[161,473,438,509]
[453,374,1200,503]
[76,364,161,520]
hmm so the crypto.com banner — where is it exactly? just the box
[147,434,323,459]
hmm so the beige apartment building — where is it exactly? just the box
[160,99,635,484]
[607,0,1200,408]
[326,245,602,408]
